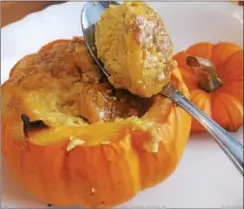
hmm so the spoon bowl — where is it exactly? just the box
[81,1,243,175]
[81,1,119,77]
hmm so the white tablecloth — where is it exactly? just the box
[1,2,243,208]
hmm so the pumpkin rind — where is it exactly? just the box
[174,42,243,132]
[1,39,191,208]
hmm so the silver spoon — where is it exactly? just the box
[81,1,243,175]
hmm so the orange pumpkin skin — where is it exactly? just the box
[1,39,191,208]
[174,42,243,133]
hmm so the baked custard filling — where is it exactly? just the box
[4,37,168,151]
[3,18,174,151]
[95,2,174,98]
[7,38,155,125]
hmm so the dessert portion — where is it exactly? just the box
[4,37,152,126]
[95,2,175,98]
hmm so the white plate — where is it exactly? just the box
[1,1,243,208]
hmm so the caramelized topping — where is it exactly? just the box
[10,37,153,125]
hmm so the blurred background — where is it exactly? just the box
[1,1,63,27]
[1,1,243,27]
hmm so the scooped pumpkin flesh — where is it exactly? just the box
[1,37,191,207]
[95,2,174,98]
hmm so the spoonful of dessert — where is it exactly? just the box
[81,1,243,175]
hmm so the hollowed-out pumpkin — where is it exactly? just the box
[174,42,243,133]
[1,37,191,208]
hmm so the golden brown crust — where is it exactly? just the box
[3,37,153,125]
[132,3,173,61]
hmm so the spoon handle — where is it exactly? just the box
[162,84,243,176]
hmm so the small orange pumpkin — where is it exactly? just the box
[1,38,191,208]
[174,42,243,133]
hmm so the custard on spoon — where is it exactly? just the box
[95,2,174,97]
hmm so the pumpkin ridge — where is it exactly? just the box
[214,49,242,80]
[211,42,242,69]
[169,105,180,160]
[212,92,243,132]
[124,140,141,196]
[218,49,243,81]
[40,149,55,202]
[222,97,239,131]
[174,104,191,157]
[101,145,117,204]
[221,93,243,131]
[219,80,243,104]
[190,89,212,132]
[63,150,76,205]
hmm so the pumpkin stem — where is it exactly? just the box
[186,56,223,92]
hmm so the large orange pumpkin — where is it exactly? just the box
[1,37,191,208]
[174,42,243,133]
